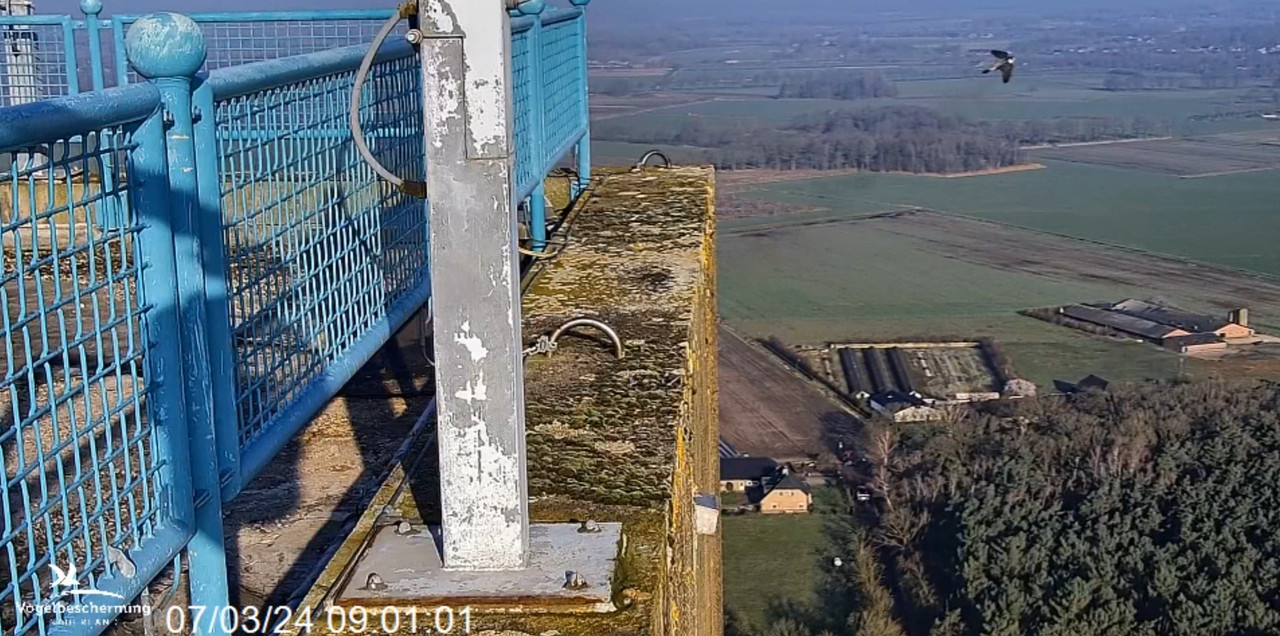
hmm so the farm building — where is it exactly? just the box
[953,391,1002,402]
[1060,305,1189,340]
[838,347,869,399]
[758,474,812,514]
[1109,299,1254,339]
[1059,300,1254,347]
[827,342,1009,406]
[720,456,779,493]
[869,390,944,423]
[1054,374,1111,394]
[1163,333,1229,354]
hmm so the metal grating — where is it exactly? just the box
[510,27,537,198]
[0,130,159,635]
[0,23,72,107]
[539,17,585,163]
[214,53,426,453]
[114,16,404,86]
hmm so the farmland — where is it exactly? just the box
[591,73,1279,142]
[732,161,1280,277]
[1031,130,1280,177]
[718,326,853,462]
[719,210,1280,387]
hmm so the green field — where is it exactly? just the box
[722,487,839,631]
[595,73,1275,136]
[736,160,1280,276]
[598,70,1280,386]
[719,217,1193,386]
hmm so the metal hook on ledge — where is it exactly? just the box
[523,318,624,360]
[631,150,671,172]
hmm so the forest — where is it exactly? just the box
[776,72,900,100]
[596,106,1170,173]
[731,380,1280,636]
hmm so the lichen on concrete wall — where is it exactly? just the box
[292,166,720,636]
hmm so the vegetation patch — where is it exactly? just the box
[722,488,841,633]
[738,381,1280,636]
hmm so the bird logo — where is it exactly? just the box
[983,49,1016,83]
[49,562,125,601]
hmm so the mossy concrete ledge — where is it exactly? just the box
[291,166,722,636]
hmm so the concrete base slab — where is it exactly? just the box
[333,523,622,613]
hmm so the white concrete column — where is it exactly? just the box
[418,0,529,571]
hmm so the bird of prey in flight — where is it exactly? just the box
[983,49,1015,83]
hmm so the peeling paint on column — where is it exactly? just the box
[456,321,490,361]
[451,0,510,159]
[454,373,488,403]
[422,0,529,572]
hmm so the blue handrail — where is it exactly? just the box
[0,4,591,634]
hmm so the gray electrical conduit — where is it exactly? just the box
[350,2,428,198]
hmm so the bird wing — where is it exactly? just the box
[1002,63,1014,83]
[991,49,1011,59]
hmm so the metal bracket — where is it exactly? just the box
[523,318,624,360]
[631,149,671,172]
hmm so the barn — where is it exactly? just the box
[1110,299,1254,339]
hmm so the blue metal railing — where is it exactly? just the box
[1,2,592,634]
[0,83,199,636]
[206,43,429,489]
[1,3,403,100]
[0,16,80,101]
[1,1,591,237]
[510,4,591,248]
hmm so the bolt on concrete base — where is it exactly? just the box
[333,523,622,613]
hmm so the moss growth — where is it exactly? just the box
[293,166,719,636]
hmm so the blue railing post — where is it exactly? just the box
[192,74,243,501]
[59,16,80,95]
[126,14,232,631]
[81,0,106,90]
[570,0,591,197]
[517,0,548,250]
[82,0,127,233]
[111,18,129,86]
[192,73,241,501]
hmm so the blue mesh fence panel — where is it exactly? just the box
[0,23,73,107]
[539,15,585,164]
[0,7,591,630]
[213,52,426,455]
[0,127,167,635]
[510,26,537,201]
[113,15,404,86]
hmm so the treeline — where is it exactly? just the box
[791,108,1172,147]
[743,380,1280,636]
[777,71,899,100]
[591,68,899,97]
[596,106,1171,173]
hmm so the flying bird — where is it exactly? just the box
[983,49,1015,83]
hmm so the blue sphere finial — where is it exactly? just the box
[79,0,102,16]
[517,0,546,15]
[125,13,207,79]
[568,0,590,6]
